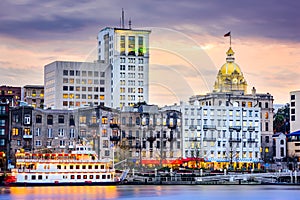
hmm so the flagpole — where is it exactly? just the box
[230,34,231,47]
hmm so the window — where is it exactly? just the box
[265,102,269,108]
[47,115,53,125]
[63,70,68,76]
[291,115,295,121]
[291,95,295,100]
[47,128,53,138]
[0,139,5,146]
[70,129,75,138]
[265,136,269,143]
[265,122,269,132]
[58,115,64,123]
[128,36,135,56]
[0,120,5,126]
[60,140,65,146]
[70,115,75,126]
[35,128,41,136]
[0,129,4,136]
[36,115,42,123]
[24,114,31,125]
[58,128,65,137]
[35,140,41,146]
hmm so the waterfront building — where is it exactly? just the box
[0,95,10,171]
[77,105,120,160]
[189,47,274,162]
[0,85,21,107]
[22,85,44,108]
[117,104,182,168]
[290,90,300,132]
[272,132,286,161]
[287,90,300,161]
[97,26,151,108]
[9,105,121,166]
[44,61,111,109]
[10,106,34,156]
[163,101,261,170]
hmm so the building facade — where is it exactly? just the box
[0,85,21,107]
[22,85,44,108]
[97,27,151,108]
[272,132,286,161]
[0,96,10,171]
[164,101,261,170]
[44,61,111,109]
[189,47,274,163]
[290,90,300,132]
[117,104,182,168]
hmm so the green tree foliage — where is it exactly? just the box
[273,104,290,133]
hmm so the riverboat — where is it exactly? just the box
[5,144,119,186]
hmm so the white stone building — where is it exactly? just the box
[181,102,261,169]
[97,27,151,109]
[44,61,111,109]
[290,90,300,132]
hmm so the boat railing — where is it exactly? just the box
[16,159,111,163]
[15,168,114,173]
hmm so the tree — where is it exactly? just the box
[273,104,290,134]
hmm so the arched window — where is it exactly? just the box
[36,115,42,123]
[47,115,53,125]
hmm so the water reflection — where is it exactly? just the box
[1,185,300,200]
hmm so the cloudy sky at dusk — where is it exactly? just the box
[1,0,299,106]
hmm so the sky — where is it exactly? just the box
[0,0,300,106]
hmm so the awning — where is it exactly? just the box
[287,130,300,137]
[141,159,182,165]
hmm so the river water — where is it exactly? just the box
[1,185,300,200]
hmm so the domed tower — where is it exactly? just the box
[213,47,247,93]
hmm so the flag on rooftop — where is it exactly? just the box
[224,31,231,37]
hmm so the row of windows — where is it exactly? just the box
[63,78,105,85]
[25,174,111,181]
[63,70,105,77]
[63,86,105,92]
[120,58,144,64]
[36,115,74,125]
[62,94,105,100]
[291,95,296,121]
[62,101,105,107]
[57,164,105,170]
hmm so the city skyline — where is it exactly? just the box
[1,0,299,106]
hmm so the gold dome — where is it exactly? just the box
[220,62,241,75]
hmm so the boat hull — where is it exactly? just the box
[7,181,120,187]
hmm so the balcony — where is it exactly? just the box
[110,123,119,129]
[147,136,156,142]
[126,136,136,140]
[23,134,33,139]
[203,125,216,130]
[190,137,201,142]
[247,126,256,132]
[126,123,135,127]
[110,136,121,141]
[229,126,241,132]
[189,125,196,130]
[248,138,257,143]
[23,144,32,150]
[203,137,216,141]
[229,138,242,142]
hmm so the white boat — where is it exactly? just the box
[5,144,119,186]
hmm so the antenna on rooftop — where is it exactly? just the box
[129,18,132,29]
[121,8,125,29]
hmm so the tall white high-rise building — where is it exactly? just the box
[97,27,151,109]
